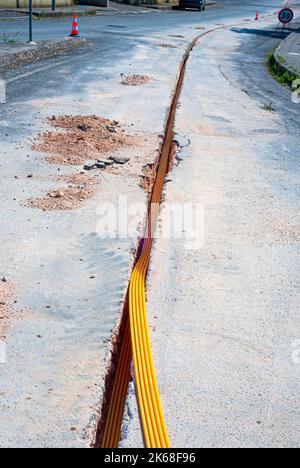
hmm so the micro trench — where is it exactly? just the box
[94,21,252,449]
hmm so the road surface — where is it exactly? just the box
[0,0,299,448]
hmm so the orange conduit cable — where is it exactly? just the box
[128,118,175,448]
[100,132,173,448]
[100,318,132,448]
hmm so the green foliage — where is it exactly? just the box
[267,52,298,87]
[262,102,275,112]
[277,55,287,64]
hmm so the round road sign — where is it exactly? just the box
[278,8,294,24]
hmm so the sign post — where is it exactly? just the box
[29,0,33,43]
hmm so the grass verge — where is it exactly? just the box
[267,52,299,88]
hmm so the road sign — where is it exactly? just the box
[278,8,294,25]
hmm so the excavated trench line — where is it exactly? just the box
[96,29,219,449]
[96,14,273,449]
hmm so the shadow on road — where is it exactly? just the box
[231,27,292,39]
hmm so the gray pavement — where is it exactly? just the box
[0,0,299,449]
[121,10,300,449]
[275,27,300,77]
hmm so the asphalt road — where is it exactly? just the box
[0,1,289,43]
[0,0,299,449]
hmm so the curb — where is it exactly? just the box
[0,37,87,73]
[0,8,97,19]
[273,32,300,79]
[33,9,97,19]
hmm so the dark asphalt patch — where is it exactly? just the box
[106,25,127,28]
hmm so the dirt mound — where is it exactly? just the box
[158,44,177,49]
[33,115,135,166]
[0,279,15,339]
[27,173,97,211]
[120,74,152,86]
[265,217,300,242]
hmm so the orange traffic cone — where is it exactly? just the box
[255,11,260,21]
[70,15,79,37]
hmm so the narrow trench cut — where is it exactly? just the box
[94,25,226,449]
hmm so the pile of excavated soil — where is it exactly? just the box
[60,172,97,188]
[264,217,300,243]
[120,74,152,86]
[27,173,98,211]
[33,115,135,166]
[158,44,177,49]
[0,279,15,339]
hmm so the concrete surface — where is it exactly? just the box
[274,27,300,78]
[0,0,299,449]
[121,8,300,449]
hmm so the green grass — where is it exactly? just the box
[267,52,299,88]
[261,102,275,112]
[277,55,287,64]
